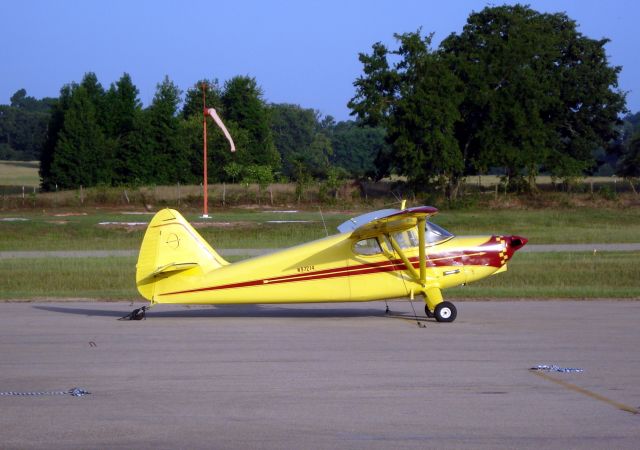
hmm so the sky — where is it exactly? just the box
[1,0,638,121]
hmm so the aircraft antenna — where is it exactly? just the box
[318,207,329,237]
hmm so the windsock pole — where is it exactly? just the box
[202,82,209,218]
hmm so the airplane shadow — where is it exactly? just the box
[33,304,422,320]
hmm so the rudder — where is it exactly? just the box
[136,209,228,301]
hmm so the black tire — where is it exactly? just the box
[434,301,457,323]
[425,304,435,318]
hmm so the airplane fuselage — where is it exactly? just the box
[150,232,518,305]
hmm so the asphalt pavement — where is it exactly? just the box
[1,300,639,449]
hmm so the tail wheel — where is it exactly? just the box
[434,301,457,323]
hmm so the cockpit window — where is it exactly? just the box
[426,221,454,245]
[391,229,419,249]
[389,222,453,249]
[354,238,383,255]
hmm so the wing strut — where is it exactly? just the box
[386,233,426,287]
[417,217,426,286]
[385,221,443,313]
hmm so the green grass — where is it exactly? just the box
[448,252,639,299]
[0,209,352,251]
[0,161,40,186]
[0,257,139,299]
[0,255,247,300]
[432,207,640,244]
[1,252,637,300]
[1,206,640,252]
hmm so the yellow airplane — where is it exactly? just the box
[129,205,527,321]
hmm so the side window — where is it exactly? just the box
[354,238,382,255]
[391,229,419,249]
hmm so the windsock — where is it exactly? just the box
[206,108,236,152]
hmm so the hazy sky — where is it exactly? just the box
[2,0,637,120]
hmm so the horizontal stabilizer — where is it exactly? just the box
[142,262,199,281]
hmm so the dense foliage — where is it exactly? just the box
[23,72,386,190]
[0,89,54,160]
[349,4,628,198]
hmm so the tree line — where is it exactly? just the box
[0,4,638,195]
[349,4,635,198]
[0,89,55,161]
[31,73,386,191]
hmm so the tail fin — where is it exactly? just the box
[136,209,228,301]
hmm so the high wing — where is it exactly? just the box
[340,206,438,240]
[339,206,439,290]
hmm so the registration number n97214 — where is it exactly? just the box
[297,265,315,273]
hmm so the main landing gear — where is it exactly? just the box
[426,301,457,323]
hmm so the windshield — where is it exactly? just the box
[426,221,454,245]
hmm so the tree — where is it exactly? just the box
[330,121,389,180]
[269,103,319,178]
[48,85,110,188]
[183,79,240,183]
[350,5,626,197]
[146,76,192,184]
[242,164,274,203]
[608,112,640,172]
[0,89,53,161]
[105,74,152,184]
[182,79,222,119]
[10,89,54,113]
[41,85,73,189]
[440,4,625,188]
[223,161,243,183]
[222,76,280,171]
[305,132,333,178]
[617,132,640,179]
[350,31,464,198]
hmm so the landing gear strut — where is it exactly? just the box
[424,304,435,318]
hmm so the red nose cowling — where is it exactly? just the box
[507,235,528,251]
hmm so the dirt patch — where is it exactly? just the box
[191,221,257,229]
[96,222,148,232]
[53,212,88,217]
[95,221,258,232]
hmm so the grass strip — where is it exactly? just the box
[447,251,639,298]
[3,207,640,252]
[1,252,637,301]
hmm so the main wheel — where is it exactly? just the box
[424,304,435,318]
[434,301,457,323]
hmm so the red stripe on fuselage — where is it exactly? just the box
[158,237,504,297]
